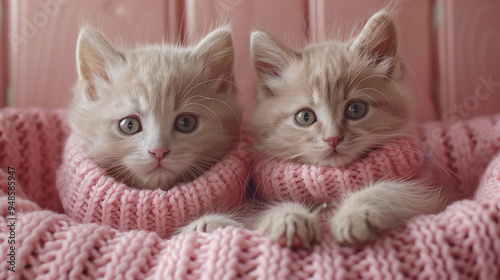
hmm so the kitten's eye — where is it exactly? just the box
[175,114,198,133]
[119,116,142,135]
[345,101,368,119]
[295,109,317,126]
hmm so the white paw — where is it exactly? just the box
[330,204,386,245]
[257,202,321,249]
[180,214,243,234]
[330,180,435,245]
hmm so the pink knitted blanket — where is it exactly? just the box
[1,108,500,279]
[56,132,251,238]
[252,137,423,203]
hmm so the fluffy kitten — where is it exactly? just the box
[250,11,449,246]
[70,27,240,190]
[70,27,243,232]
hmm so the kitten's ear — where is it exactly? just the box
[251,31,298,83]
[352,10,398,62]
[196,27,234,82]
[76,27,124,99]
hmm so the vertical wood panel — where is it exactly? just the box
[184,0,308,120]
[0,0,7,107]
[309,0,438,124]
[8,0,177,109]
[437,0,500,122]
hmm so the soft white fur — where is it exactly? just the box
[250,11,451,246]
[70,27,241,191]
[330,180,449,245]
[70,27,243,233]
[256,202,322,248]
[180,213,245,234]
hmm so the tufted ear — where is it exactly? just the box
[352,10,398,63]
[195,27,234,93]
[76,27,124,99]
[250,30,299,82]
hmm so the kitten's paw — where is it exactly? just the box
[180,214,244,234]
[330,205,386,245]
[257,202,321,249]
[330,181,434,245]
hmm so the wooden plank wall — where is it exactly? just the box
[7,0,175,109]
[436,0,500,123]
[0,0,7,107]
[3,0,500,123]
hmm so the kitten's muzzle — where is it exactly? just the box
[324,136,343,149]
[149,148,170,161]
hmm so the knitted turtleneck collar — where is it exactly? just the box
[252,137,423,203]
[57,133,252,238]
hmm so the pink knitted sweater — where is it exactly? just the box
[252,137,423,203]
[56,132,251,238]
[1,108,500,279]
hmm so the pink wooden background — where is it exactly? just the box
[1,0,499,124]
[436,0,500,123]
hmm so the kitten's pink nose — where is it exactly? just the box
[149,148,169,161]
[325,136,343,148]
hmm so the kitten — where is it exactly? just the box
[70,27,243,232]
[250,11,450,246]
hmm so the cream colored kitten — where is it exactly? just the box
[251,11,449,246]
[70,27,243,232]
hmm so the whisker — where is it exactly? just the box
[188,102,225,133]
[180,78,240,105]
[356,87,394,107]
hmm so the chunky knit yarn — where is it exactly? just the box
[1,108,500,280]
[56,130,252,238]
[252,137,423,203]
[419,114,500,195]
[0,108,69,213]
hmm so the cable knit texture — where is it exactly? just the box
[56,132,251,238]
[0,108,68,213]
[253,137,423,203]
[1,108,500,279]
